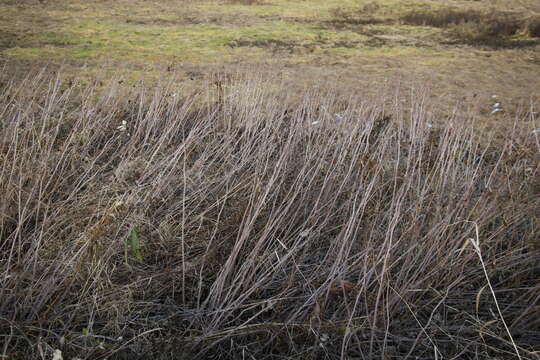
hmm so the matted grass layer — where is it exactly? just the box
[0,69,539,359]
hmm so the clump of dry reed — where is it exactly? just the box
[0,68,539,359]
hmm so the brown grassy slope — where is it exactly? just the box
[0,70,539,359]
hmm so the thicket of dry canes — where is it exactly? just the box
[0,69,539,359]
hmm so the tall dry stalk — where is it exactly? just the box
[0,69,538,359]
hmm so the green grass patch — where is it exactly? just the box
[5,19,377,63]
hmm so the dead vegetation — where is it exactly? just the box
[400,7,540,46]
[0,69,539,359]
[328,4,540,48]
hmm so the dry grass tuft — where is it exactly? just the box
[0,68,539,359]
[401,7,539,45]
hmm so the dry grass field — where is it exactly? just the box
[0,0,539,359]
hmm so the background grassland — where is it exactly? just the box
[1,0,539,109]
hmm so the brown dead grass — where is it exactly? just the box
[0,68,539,359]
[400,7,540,46]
